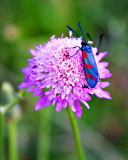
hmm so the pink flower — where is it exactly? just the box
[19,32,112,118]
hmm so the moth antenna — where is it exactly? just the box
[78,21,85,41]
[66,25,80,37]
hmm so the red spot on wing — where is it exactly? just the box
[88,64,93,69]
[85,64,88,68]
[82,51,87,58]
[85,64,93,69]
[92,76,96,80]
[87,73,91,78]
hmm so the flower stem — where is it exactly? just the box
[67,106,85,160]
[37,106,52,160]
[0,108,5,160]
[1,82,25,160]
[8,120,18,160]
[4,90,26,114]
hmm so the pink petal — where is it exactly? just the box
[102,90,112,99]
[29,49,36,56]
[52,97,58,106]
[82,93,91,101]
[67,96,76,112]
[96,51,107,62]
[24,75,30,81]
[35,95,51,110]
[50,35,55,40]
[70,103,76,112]
[92,47,98,55]
[88,41,93,44]
[43,98,51,107]
[100,71,112,79]
[75,100,82,118]
[56,100,62,112]
[35,95,46,110]
[18,82,33,88]
[22,67,31,75]
[98,62,109,68]
[69,31,72,37]
[33,91,44,97]
[79,97,90,109]
[94,88,112,99]
[26,86,40,92]
[100,81,110,88]
[62,99,67,108]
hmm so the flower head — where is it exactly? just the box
[19,32,112,118]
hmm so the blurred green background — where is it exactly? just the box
[0,0,128,159]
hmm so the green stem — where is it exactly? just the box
[67,106,85,160]
[0,109,5,160]
[8,121,18,160]
[4,90,26,114]
[0,82,25,160]
[37,107,52,160]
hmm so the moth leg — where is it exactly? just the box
[81,69,84,73]
[69,48,81,57]
[65,46,80,49]
[82,84,89,88]
[96,33,104,55]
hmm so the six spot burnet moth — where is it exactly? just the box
[66,22,99,88]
